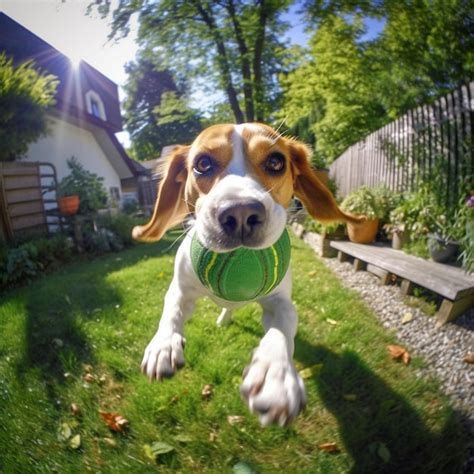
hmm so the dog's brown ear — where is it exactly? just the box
[289,140,365,225]
[132,146,190,242]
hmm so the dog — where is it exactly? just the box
[133,123,363,426]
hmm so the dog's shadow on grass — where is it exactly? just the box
[15,237,179,403]
[294,336,466,474]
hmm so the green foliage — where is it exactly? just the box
[389,185,441,240]
[0,234,72,289]
[123,58,201,161]
[94,0,291,123]
[280,1,474,161]
[370,186,402,224]
[96,213,139,248]
[341,186,385,220]
[0,53,58,161]
[57,157,108,214]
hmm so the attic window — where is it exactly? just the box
[85,90,106,121]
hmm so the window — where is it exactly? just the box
[90,97,101,118]
[85,90,106,121]
[109,186,120,206]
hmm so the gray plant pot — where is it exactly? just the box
[428,234,460,263]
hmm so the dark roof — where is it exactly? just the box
[0,12,123,132]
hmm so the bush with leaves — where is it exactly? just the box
[0,233,73,289]
[0,53,58,161]
[341,186,385,220]
[57,157,108,214]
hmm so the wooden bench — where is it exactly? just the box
[330,241,474,325]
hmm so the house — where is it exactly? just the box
[0,12,150,210]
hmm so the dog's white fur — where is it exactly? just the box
[136,123,363,426]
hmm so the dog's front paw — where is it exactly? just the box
[240,355,307,426]
[141,333,186,381]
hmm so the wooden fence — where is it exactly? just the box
[330,82,474,210]
[0,162,48,240]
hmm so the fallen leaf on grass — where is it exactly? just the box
[299,364,323,379]
[103,437,117,448]
[369,442,391,463]
[201,384,213,400]
[69,434,81,450]
[99,411,129,432]
[143,442,174,462]
[57,422,72,442]
[326,318,338,325]
[83,373,96,383]
[318,442,340,453]
[174,434,192,443]
[233,461,256,473]
[308,270,317,277]
[70,403,81,416]
[227,415,244,426]
[463,354,474,364]
[387,345,411,365]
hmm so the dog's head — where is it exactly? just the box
[133,123,364,251]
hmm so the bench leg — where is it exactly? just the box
[337,251,349,263]
[400,279,414,296]
[366,263,391,285]
[353,258,367,272]
[436,295,474,326]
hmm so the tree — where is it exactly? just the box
[94,0,291,123]
[0,53,58,161]
[123,57,201,161]
[279,15,386,162]
[280,0,474,163]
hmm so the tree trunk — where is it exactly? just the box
[253,0,268,122]
[225,0,254,122]
[193,1,244,123]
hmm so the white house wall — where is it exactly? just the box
[24,115,123,195]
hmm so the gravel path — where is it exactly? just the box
[319,254,474,471]
[321,256,473,420]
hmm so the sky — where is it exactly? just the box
[0,1,383,146]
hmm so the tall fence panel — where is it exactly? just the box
[0,162,48,240]
[330,82,474,210]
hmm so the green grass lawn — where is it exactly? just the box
[0,232,469,473]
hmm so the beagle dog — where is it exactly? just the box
[134,123,363,426]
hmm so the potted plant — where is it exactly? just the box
[57,183,80,216]
[341,186,383,244]
[427,192,472,264]
[384,205,410,250]
[56,157,108,216]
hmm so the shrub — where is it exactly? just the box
[57,157,108,214]
[0,233,73,289]
[97,213,138,248]
[0,53,58,161]
[0,243,39,287]
[341,186,384,220]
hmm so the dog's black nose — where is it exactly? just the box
[217,200,266,240]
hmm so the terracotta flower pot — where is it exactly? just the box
[347,218,379,244]
[58,195,80,216]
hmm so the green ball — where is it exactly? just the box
[191,228,291,302]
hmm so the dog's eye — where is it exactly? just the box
[264,152,285,174]
[194,155,215,175]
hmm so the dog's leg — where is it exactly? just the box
[216,308,233,327]
[241,283,306,426]
[141,277,197,381]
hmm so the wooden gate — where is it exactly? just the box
[0,162,47,240]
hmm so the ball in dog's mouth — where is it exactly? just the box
[190,228,291,302]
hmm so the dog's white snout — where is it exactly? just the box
[217,200,266,240]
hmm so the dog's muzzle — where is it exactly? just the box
[217,199,266,247]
